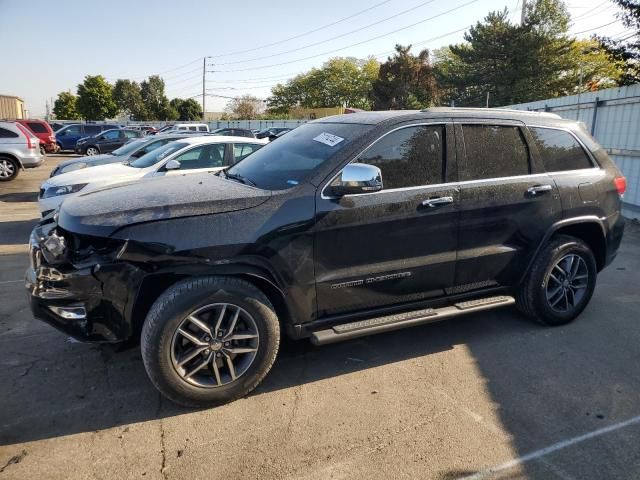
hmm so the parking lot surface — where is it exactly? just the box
[1,155,640,479]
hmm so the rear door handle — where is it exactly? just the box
[421,196,454,207]
[526,184,553,196]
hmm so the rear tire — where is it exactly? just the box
[0,156,19,181]
[516,235,597,326]
[141,276,280,407]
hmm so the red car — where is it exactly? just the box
[15,119,58,154]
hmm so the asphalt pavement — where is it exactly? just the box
[1,155,639,479]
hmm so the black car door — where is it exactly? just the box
[314,122,460,317]
[454,121,562,287]
[99,130,123,153]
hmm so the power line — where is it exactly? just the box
[106,57,203,82]
[572,19,619,36]
[572,1,609,21]
[212,0,438,66]
[211,0,479,73]
[209,0,394,59]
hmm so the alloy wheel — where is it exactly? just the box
[85,147,98,156]
[170,303,260,388]
[0,159,15,179]
[545,254,589,313]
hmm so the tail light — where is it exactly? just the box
[49,135,56,142]
[15,124,34,149]
[614,176,626,196]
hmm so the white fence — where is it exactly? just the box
[507,84,640,219]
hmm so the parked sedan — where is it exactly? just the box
[75,128,143,155]
[255,127,291,139]
[210,127,255,138]
[38,136,266,215]
[55,124,120,151]
[50,134,194,177]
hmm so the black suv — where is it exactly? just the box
[74,128,143,155]
[26,108,626,407]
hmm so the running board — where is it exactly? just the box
[310,295,515,345]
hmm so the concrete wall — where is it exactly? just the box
[507,84,640,219]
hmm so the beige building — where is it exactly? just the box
[0,95,25,119]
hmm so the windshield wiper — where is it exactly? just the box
[223,170,256,187]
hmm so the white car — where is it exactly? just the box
[38,136,266,215]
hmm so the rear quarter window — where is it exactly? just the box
[529,127,594,171]
[0,127,19,138]
[27,122,48,134]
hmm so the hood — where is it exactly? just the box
[57,173,272,236]
[44,162,138,187]
[54,154,121,173]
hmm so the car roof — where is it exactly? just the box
[313,107,571,128]
[179,135,265,145]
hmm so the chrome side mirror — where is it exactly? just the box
[327,163,383,196]
[164,159,181,170]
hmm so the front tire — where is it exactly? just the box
[84,146,99,156]
[141,276,280,407]
[516,235,597,326]
[0,156,19,181]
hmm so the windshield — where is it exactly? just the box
[129,142,188,168]
[112,138,147,156]
[226,122,369,190]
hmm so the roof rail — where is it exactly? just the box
[420,107,562,119]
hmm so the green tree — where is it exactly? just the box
[434,1,625,107]
[113,79,146,120]
[76,75,118,120]
[169,98,202,120]
[267,57,379,114]
[53,91,80,119]
[371,45,439,109]
[141,75,174,120]
[598,0,640,85]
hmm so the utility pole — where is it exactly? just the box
[202,57,206,121]
[521,0,527,25]
[486,92,490,108]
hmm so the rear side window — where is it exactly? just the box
[529,127,593,171]
[233,143,263,162]
[124,130,139,138]
[85,126,101,135]
[461,125,529,181]
[357,125,444,190]
[27,122,48,134]
[0,127,19,138]
[198,126,208,132]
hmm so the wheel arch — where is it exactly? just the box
[519,216,607,285]
[129,265,293,341]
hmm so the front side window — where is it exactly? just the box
[460,125,529,181]
[102,130,121,140]
[226,122,370,190]
[529,127,593,172]
[64,125,82,135]
[129,142,189,168]
[112,139,146,156]
[357,125,444,190]
[171,144,225,169]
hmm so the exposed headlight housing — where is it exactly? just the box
[42,183,88,198]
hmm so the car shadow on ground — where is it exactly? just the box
[0,305,533,447]
[0,220,39,245]
[0,192,39,203]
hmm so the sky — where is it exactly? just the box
[0,0,631,117]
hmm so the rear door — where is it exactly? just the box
[314,122,459,317]
[454,121,562,287]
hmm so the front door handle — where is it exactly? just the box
[526,184,553,196]
[421,196,454,208]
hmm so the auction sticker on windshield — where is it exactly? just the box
[313,132,344,147]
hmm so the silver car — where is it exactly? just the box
[0,121,44,181]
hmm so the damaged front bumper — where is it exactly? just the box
[25,221,144,343]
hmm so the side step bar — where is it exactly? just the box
[310,295,515,345]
